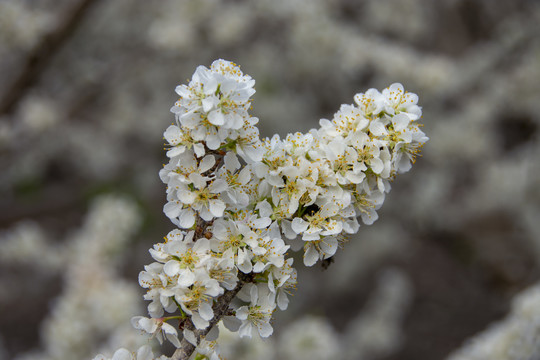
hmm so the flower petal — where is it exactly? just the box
[199,302,214,321]
[291,218,309,234]
[257,322,273,338]
[303,244,319,266]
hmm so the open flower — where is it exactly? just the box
[174,268,223,329]
[131,316,181,348]
[236,284,275,338]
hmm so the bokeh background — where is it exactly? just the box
[1,0,539,359]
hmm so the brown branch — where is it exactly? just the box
[171,272,253,360]
[0,0,101,117]
[169,147,248,359]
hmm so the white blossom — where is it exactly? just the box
[236,284,275,338]
[131,316,181,348]
[133,63,427,359]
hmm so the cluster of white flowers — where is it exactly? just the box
[257,82,427,266]
[121,59,427,359]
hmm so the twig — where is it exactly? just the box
[171,272,253,360]
[0,0,100,117]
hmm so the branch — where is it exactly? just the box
[171,272,253,360]
[0,0,100,117]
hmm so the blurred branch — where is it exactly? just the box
[434,9,540,105]
[0,0,100,118]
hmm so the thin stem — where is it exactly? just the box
[0,0,101,117]
[171,272,253,360]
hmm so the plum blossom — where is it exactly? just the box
[236,284,275,338]
[122,61,427,360]
[131,316,182,348]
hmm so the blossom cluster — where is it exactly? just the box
[125,59,427,358]
[257,82,427,266]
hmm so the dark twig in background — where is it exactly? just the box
[0,0,100,118]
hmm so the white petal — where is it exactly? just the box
[303,244,319,266]
[238,322,253,338]
[112,348,132,360]
[346,171,366,184]
[224,151,240,171]
[206,134,221,150]
[177,268,196,287]
[203,76,218,95]
[199,155,216,173]
[164,125,182,145]
[199,302,214,321]
[228,112,244,130]
[202,97,216,113]
[191,311,209,330]
[237,262,252,274]
[249,284,259,305]
[136,317,158,333]
[320,237,338,257]
[147,301,164,318]
[252,217,271,229]
[193,238,210,252]
[166,332,182,348]
[291,218,309,234]
[253,262,266,273]
[178,209,196,228]
[257,322,273,338]
[167,146,185,158]
[370,157,384,174]
[188,173,207,190]
[209,179,228,193]
[398,155,412,173]
[175,85,191,97]
[193,143,205,157]
[252,246,267,256]
[180,111,201,128]
[302,228,321,241]
[209,200,226,218]
[408,105,422,120]
[328,140,345,159]
[136,345,154,360]
[204,280,223,297]
[256,200,273,218]
[162,322,178,336]
[170,105,183,114]
[183,329,197,346]
[281,220,298,240]
[237,167,252,184]
[361,210,378,225]
[236,306,249,321]
[369,120,387,137]
[392,113,410,131]
[208,110,225,126]
[163,260,180,277]
[243,143,264,162]
[277,291,289,311]
[163,202,181,219]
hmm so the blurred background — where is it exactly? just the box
[1,0,539,359]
